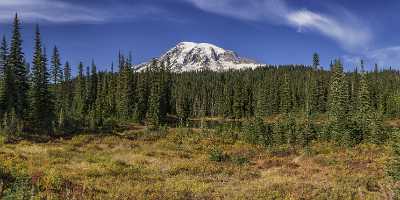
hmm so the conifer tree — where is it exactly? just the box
[371,64,381,110]
[0,36,9,116]
[222,81,234,117]
[51,46,63,115]
[388,134,400,198]
[313,53,320,69]
[176,92,191,124]
[30,25,55,135]
[135,69,149,122]
[9,14,29,121]
[161,60,172,116]
[349,67,360,113]
[117,54,135,119]
[280,74,291,114]
[301,81,315,147]
[233,79,246,119]
[147,60,168,127]
[328,59,349,144]
[51,46,62,84]
[62,62,72,113]
[255,81,268,119]
[88,60,98,109]
[357,62,372,142]
[106,62,117,118]
[73,62,86,117]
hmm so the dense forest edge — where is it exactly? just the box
[0,14,400,199]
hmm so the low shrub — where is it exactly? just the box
[208,147,229,162]
[142,125,169,141]
[231,155,249,165]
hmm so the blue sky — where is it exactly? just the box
[0,0,398,71]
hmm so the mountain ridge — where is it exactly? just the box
[136,42,262,72]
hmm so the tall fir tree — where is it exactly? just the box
[147,60,168,127]
[88,60,98,109]
[62,61,73,113]
[73,62,86,117]
[30,25,55,135]
[117,54,135,119]
[0,36,9,116]
[328,59,350,144]
[9,14,29,121]
[312,53,320,69]
[255,81,268,119]
[357,62,372,125]
[51,46,63,115]
[135,69,149,122]
[51,46,63,84]
[280,74,291,114]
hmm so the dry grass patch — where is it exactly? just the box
[0,129,395,199]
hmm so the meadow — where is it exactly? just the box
[0,124,395,200]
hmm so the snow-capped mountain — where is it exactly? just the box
[136,42,262,72]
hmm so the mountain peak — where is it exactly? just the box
[137,42,261,72]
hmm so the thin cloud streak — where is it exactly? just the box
[184,0,372,52]
[0,0,164,23]
[344,46,400,68]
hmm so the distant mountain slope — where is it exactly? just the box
[136,42,262,72]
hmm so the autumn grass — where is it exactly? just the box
[0,127,396,200]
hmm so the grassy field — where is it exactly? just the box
[0,126,396,199]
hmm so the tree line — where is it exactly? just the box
[0,15,396,146]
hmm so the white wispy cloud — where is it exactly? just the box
[344,46,400,68]
[0,0,163,23]
[287,10,371,51]
[184,0,372,52]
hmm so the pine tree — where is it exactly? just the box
[356,62,372,143]
[88,60,98,109]
[107,62,117,118]
[147,60,168,127]
[62,62,73,113]
[176,91,191,124]
[51,46,62,84]
[280,74,291,114]
[313,53,320,69]
[117,54,134,120]
[255,83,268,119]
[9,14,29,121]
[371,64,380,110]
[135,69,149,122]
[233,79,246,119]
[73,62,86,117]
[328,59,350,144]
[85,65,90,113]
[0,36,9,116]
[51,46,63,115]
[30,25,55,135]
[160,60,172,117]
[222,81,234,117]
[388,134,400,198]
[301,83,315,147]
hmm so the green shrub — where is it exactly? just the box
[231,155,249,165]
[209,147,229,162]
[241,118,273,147]
[215,124,239,144]
[388,132,400,198]
[0,163,33,200]
[142,125,169,141]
